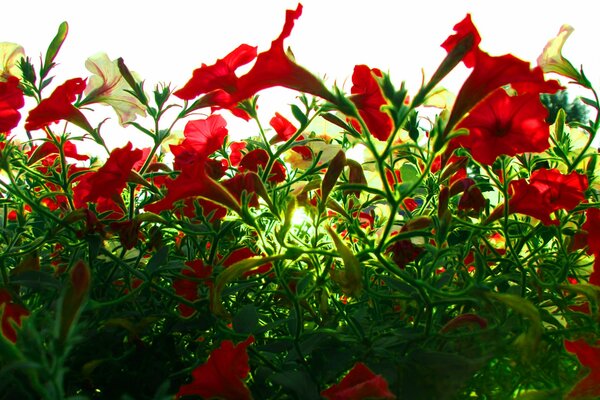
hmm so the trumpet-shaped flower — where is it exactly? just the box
[492,168,588,226]
[82,53,146,125]
[321,362,396,400]
[0,42,25,80]
[175,4,335,118]
[25,78,92,132]
[73,142,144,207]
[176,336,255,399]
[349,65,393,141]
[453,89,551,165]
[441,14,481,68]
[537,25,583,83]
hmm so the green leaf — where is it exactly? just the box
[232,304,259,334]
[146,246,168,276]
[270,370,320,400]
[291,104,307,126]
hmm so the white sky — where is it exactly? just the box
[3,0,600,149]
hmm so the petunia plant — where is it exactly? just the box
[1,4,599,399]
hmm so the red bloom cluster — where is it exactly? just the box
[507,169,587,225]
[443,15,561,164]
[175,4,334,119]
[74,142,144,217]
[176,336,254,399]
[145,115,230,215]
[0,76,25,133]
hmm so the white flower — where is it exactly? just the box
[537,25,582,83]
[0,42,25,80]
[83,52,146,125]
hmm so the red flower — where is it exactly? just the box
[583,208,600,256]
[441,14,481,68]
[449,178,486,212]
[269,112,311,160]
[496,169,587,226]
[321,362,396,400]
[229,141,247,166]
[223,247,272,277]
[174,44,258,100]
[221,172,260,208]
[171,114,229,168]
[74,142,144,207]
[270,112,297,141]
[446,50,561,133]
[239,148,286,183]
[173,260,213,318]
[387,238,423,269]
[0,76,25,133]
[146,160,241,216]
[144,160,210,214]
[29,139,89,163]
[453,89,550,165]
[176,336,255,400]
[175,4,334,117]
[25,78,92,131]
[564,339,600,399]
[0,288,30,343]
[349,65,393,141]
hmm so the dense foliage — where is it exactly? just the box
[1,5,599,399]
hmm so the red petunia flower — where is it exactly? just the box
[238,148,286,183]
[173,260,213,318]
[269,112,311,160]
[564,339,600,399]
[321,362,396,400]
[175,4,334,118]
[176,336,255,400]
[73,142,144,207]
[0,288,30,343]
[453,89,550,165]
[270,112,297,142]
[25,78,92,131]
[0,76,25,133]
[446,50,561,133]
[441,14,481,68]
[172,114,229,164]
[229,141,247,166]
[490,169,587,226]
[174,44,258,100]
[349,65,393,142]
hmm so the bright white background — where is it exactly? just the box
[2,0,599,149]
